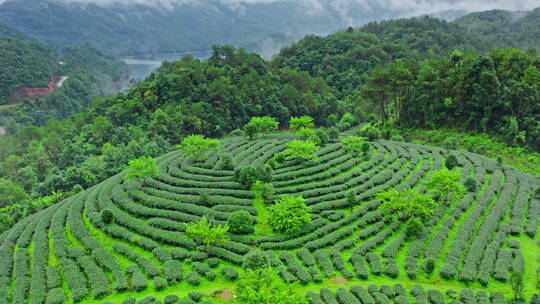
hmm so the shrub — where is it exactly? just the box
[164,295,180,304]
[198,192,210,206]
[193,262,211,275]
[243,250,270,270]
[189,292,204,302]
[228,211,253,234]
[350,254,369,279]
[218,153,234,170]
[153,276,168,291]
[170,248,190,260]
[190,251,208,261]
[339,112,356,130]
[284,140,320,161]
[464,177,477,192]
[405,218,425,238]
[138,296,156,304]
[359,125,381,141]
[207,258,221,268]
[424,258,435,275]
[235,268,307,304]
[268,195,312,233]
[244,116,279,138]
[235,165,273,187]
[186,272,201,286]
[45,288,66,304]
[444,154,459,170]
[131,268,148,291]
[385,261,400,278]
[163,260,183,283]
[336,288,361,304]
[443,137,459,150]
[178,134,220,160]
[316,128,330,145]
[329,128,340,142]
[204,271,216,281]
[185,216,229,247]
[100,209,114,224]
[351,286,375,304]
[428,289,445,304]
[153,247,172,263]
[124,156,159,184]
[221,267,239,280]
[366,253,382,275]
[122,297,137,304]
[253,181,275,205]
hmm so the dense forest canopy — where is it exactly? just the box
[0,0,507,56]
[455,7,540,51]
[0,0,391,56]
[275,16,540,149]
[359,48,540,149]
[0,46,340,201]
[0,25,128,129]
[273,17,487,98]
[0,24,59,102]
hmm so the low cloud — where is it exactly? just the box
[15,0,538,13]
[1,0,537,21]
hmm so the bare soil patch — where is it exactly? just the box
[221,289,234,300]
[331,277,348,284]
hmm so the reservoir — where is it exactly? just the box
[121,51,212,83]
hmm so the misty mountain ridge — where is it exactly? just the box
[2,0,539,56]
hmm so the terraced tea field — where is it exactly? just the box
[0,133,539,304]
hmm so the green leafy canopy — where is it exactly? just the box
[268,195,312,234]
[284,140,320,161]
[124,157,159,183]
[377,188,436,220]
[186,216,229,247]
[177,134,221,160]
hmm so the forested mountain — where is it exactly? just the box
[455,8,540,51]
[274,16,540,150]
[273,17,487,97]
[0,24,58,102]
[0,23,128,129]
[0,0,371,55]
[2,0,535,56]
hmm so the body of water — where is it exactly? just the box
[121,51,212,83]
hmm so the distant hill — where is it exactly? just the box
[0,0,353,56]
[455,8,540,50]
[273,16,486,96]
[3,0,535,56]
[0,23,59,103]
[0,23,128,129]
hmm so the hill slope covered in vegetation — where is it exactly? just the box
[0,127,538,303]
[0,23,59,103]
[455,8,540,51]
[0,23,128,129]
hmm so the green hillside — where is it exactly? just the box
[0,23,128,128]
[0,23,59,103]
[1,128,538,303]
[274,16,486,97]
[455,8,540,51]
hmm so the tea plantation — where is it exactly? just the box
[0,130,539,304]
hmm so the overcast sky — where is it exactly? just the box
[1,0,538,16]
